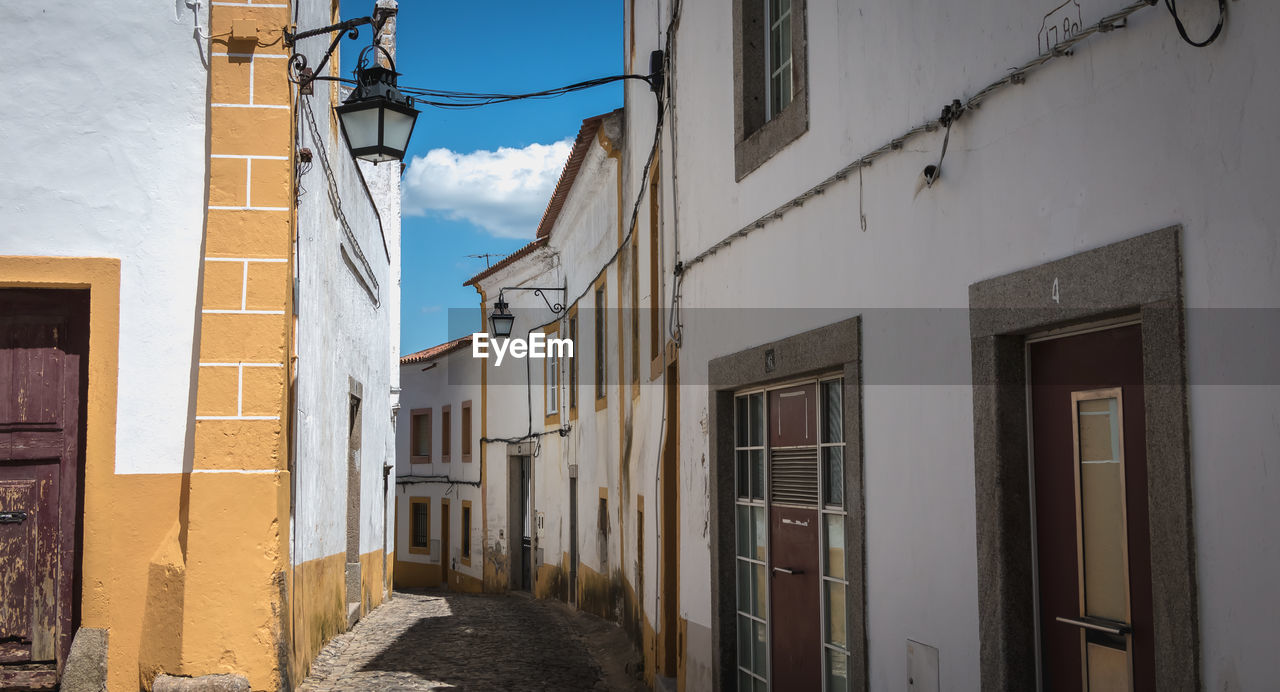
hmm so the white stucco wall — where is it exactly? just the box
[291,0,396,568]
[0,2,211,475]
[361,150,403,563]
[632,0,1280,689]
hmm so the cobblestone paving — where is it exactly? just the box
[298,590,646,691]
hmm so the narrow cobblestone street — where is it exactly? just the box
[298,590,646,691]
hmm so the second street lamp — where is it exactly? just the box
[487,287,566,338]
[489,297,515,339]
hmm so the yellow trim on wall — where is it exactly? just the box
[594,277,609,412]
[544,323,562,427]
[461,400,474,462]
[460,500,474,566]
[440,404,452,463]
[566,303,580,421]
[409,407,432,463]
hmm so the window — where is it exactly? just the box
[461,400,472,462]
[441,404,451,463]
[595,283,608,406]
[818,378,850,692]
[732,0,809,179]
[765,0,794,120]
[568,306,579,417]
[733,391,768,688]
[461,501,473,564]
[409,497,430,554]
[545,325,560,424]
[410,408,431,462]
[597,493,610,564]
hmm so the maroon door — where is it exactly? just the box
[1030,325,1154,691]
[768,385,821,691]
[0,290,87,673]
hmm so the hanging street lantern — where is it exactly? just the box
[489,296,515,338]
[285,13,419,165]
[487,287,565,339]
[336,61,419,164]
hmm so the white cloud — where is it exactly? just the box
[402,139,573,239]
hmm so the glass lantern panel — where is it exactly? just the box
[381,108,417,155]
[339,106,381,151]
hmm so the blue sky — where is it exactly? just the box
[341,1,625,354]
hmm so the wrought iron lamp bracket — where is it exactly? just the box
[499,287,567,315]
[284,16,376,91]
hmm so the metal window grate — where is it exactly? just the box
[770,447,819,506]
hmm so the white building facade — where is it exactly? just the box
[393,336,485,592]
[0,0,401,687]
[624,0,1280,690]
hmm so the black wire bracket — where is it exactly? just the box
[284,16,377,92]
[499,286,567,315]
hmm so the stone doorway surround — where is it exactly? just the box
[968,226,1199,691]
[707,315,865,691]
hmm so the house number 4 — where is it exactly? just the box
[1051,277,1061,304]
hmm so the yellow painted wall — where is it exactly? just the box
[0,4,407,689]
[174,1,295,688]
[288,552,344,686]
[394,559,443,589]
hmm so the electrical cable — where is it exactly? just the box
[1166,0,1226,47]
[299,93,381,305]
[649,0,682,651]
[678,0,1160,274]
[401,74,655,110]
[665,0,686,348]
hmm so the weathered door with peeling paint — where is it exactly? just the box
[0,289,87,671]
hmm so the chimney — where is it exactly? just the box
[373,0,398,68]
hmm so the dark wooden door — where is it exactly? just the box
[0,289,87,672]
[520,457,532,591]
[1030,325,1154,691]
[440,500,451,588]
[768,504,820,690]
[767,384,821,691]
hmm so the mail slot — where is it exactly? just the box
[0,510,28,524]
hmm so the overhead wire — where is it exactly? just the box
[677,0,1162,274]
[401,75,655,110]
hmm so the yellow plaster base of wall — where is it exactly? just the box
[359,549,388,618]
[289,552,345,687]
[176,472,290,690]
[71,471,289,692]
[385,551,395,596]
[576,562,615,621]
[394,559,442,589]
[677,617,689,692]
[532,562,567,601]
[290,549,393,685]
[446,569,484,594]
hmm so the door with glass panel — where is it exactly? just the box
[1029,324,1154,691]
[734,377,849,691]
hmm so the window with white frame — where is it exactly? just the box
[734,390,768,688]
[765,0,794,121]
